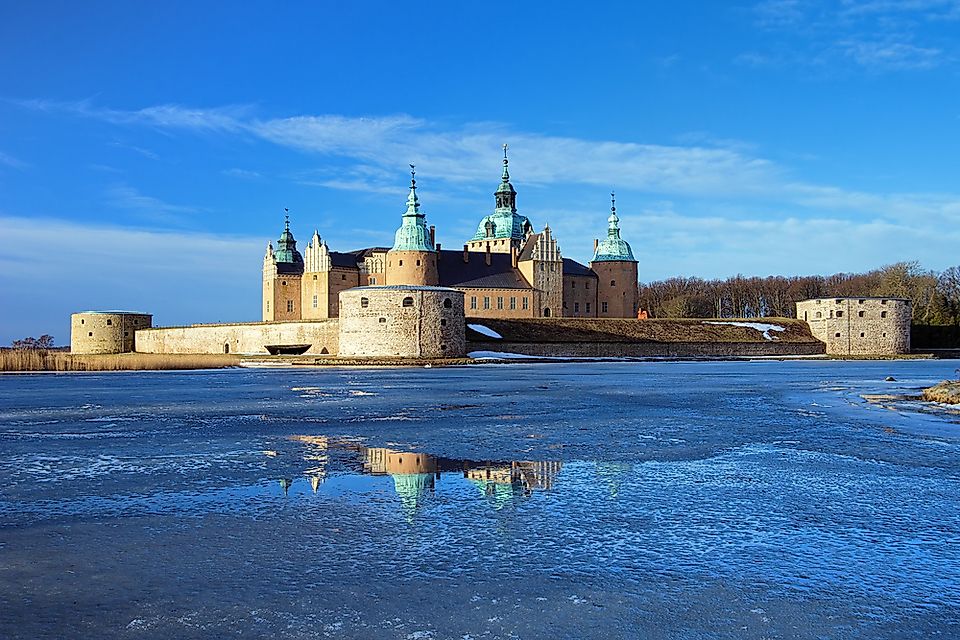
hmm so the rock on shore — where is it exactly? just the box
[923,381,960,404]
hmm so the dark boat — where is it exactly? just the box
[264,344,312,356]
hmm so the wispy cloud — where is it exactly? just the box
[749,0,956,71]
[14,98,248,132]
[109,141,160,160]
[104,184,203,224]
[0,150,27,169]
[221,168,262,180]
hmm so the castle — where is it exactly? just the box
[261,147,640,323]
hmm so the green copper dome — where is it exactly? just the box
[592,192,636,262]
[274,215,304,265]
[471,145,533,242]
[391,166,434,252]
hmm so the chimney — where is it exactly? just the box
[593,238,599,253]
[485,243,492,266]
[429,225,436,248]
[511,244,518,268]
[463,244,469,263]
[436,243,441,259]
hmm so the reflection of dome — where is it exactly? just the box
[469,478,522,510]
[594,462,634,498]
[392,473,434,519]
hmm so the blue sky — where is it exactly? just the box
[1,1,959,343]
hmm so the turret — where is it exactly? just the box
[262,213,304,321]
[590,192,638,317]
[385,165,439,286]
[467,145,534,254]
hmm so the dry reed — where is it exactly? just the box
[0,350,240,372]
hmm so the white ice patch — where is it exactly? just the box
[468,351,534,360]
[704,321,786,341]
[467,324,502,339]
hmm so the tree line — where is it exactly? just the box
[638,262,960,325]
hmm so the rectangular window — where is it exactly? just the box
[858,310,865,317]
[287,300,294,312]
[313,275,318,280]
[483,296,490,310]
[601,302,608,313]
[266,301,270,312]
[522,297,529,310]
[509,297,516,310]
[370,277,376,284]
[312,294,318,308]
[497,296,504,310]
[836,310,843,318]
[574,302,580,313]
[571,281,576,288]
[470,296,477,310]
[586,303,591,313]
[585,282,590,290]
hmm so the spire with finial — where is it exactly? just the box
[494,143,517,212]
[501,143,510,182]
[391,163,433,251]
[273,207,303,265]
[592,190,635,262]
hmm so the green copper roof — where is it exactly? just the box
[274,214,304,264]
[471,145,533,242]
[592,192,636,262]
[391,166,434,252]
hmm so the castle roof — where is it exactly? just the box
[470,145,533,243]
[436,249,531,289]
[391,166,434,253]
[592,193,636,263]
[273,215,304,266]
[561,258,598,278]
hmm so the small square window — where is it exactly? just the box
[835,332,841,337]
[860,332,865,337]
[341,274,346,280]
[836,311,843,318]
[858,310,865,317]
[88,332,93,336]
[881,311,888,318]
[440,319,447,326]
[379,317,387,323]
[106,319,112,326]
[313,275,318,280]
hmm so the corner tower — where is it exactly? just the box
[386,165,439,286]
[262,214,304,321]
[467,145,533,254]
[590,193,639,318]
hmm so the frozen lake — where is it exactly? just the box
[1,360,959,639]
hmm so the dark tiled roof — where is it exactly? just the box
[562,258,597,278]
[275,262,304,275]
[437,249,531,289]
[329,251,362,269]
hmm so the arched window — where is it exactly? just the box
[443,298,452,309]
[543,308,551,317]
[223,343,230,354]
[402,297,414,307]
[361,297,369,308]
[610,280,616,287]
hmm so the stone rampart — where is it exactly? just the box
[135,320,339,355]
[339,286,465,358]
[797,297,910,355]
[71,312,152,354]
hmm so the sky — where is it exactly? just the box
[1,0,959,343]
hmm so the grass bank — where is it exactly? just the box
[0,351,240,372]
[923,381,960,404]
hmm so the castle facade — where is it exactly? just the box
[262,148,640,322]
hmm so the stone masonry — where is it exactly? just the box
[796,297,911,355]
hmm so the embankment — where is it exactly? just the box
[465,317,825,358]
[0,351,240,372]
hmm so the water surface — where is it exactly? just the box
[1,360,959,639]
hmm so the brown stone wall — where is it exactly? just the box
[467,340,825,358]
[386,250,439,286]
[71,312,153,354]
[136,320,339,356]
[338,287,465,358]
[267,274,302,321]
[591,261,639,318]
[797,298,911,355]
[462,288,536,318]
[562,274,598,317]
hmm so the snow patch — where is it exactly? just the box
[704,321,786,341]
[468,324,502,339]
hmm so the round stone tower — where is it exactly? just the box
[71,311,153,354]
[386,166,439,286]
[590,192,639,318]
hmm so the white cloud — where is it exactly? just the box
[0,150,26,169]
[104,184,203,223]
[0,215,263,344]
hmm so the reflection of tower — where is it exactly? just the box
[594,462,634,498]
[363,448,439,519]
[290,434,330,489]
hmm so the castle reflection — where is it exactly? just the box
[288,435,562,514]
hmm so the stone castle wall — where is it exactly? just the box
[796,298,911,355]
[592,261,639,318]
[338,286,465,358]
[71,312,152,354]
[136,320,339,356]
